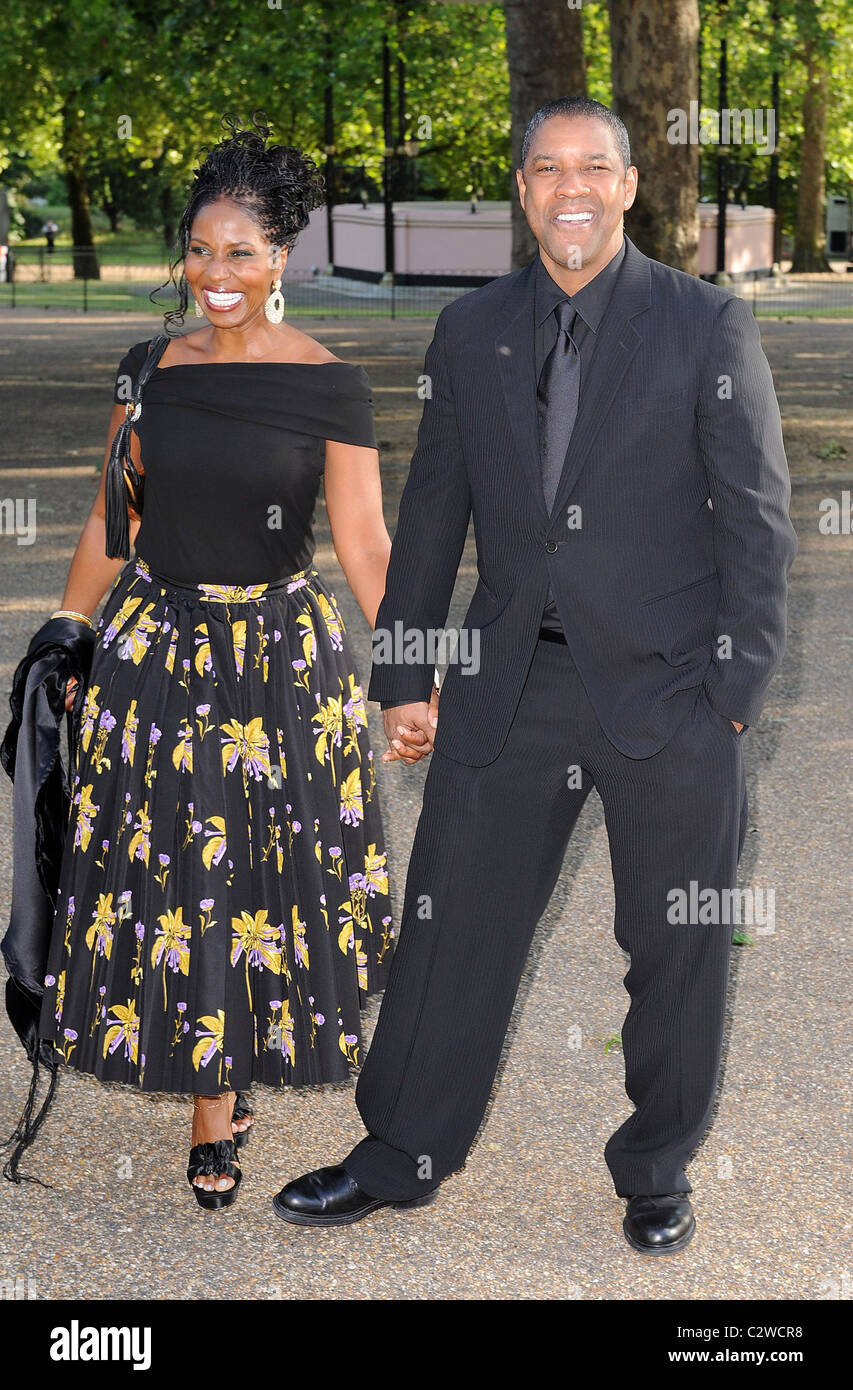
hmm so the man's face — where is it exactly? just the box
[516,114,637,277]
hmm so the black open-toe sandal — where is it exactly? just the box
[231,1091,255,1150]
[187,1138,242,1210]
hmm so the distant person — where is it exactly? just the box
[42,218,58,253]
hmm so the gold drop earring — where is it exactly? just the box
[264,276,285,324]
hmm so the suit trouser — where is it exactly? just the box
[344,634,748,1200]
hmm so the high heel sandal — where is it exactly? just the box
[231,1091,255,1149]
[187,1096,242,1211]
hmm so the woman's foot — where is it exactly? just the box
[231,1092,254,1144]
[190,1092,239,1193]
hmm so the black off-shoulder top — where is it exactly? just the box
[112,340,378,586]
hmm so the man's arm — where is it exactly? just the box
[368,304,472,707]
[697,294,798,727]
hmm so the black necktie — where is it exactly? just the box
[537,300,580,514]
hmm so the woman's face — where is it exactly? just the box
[184,195,288,325]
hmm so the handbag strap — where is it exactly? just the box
[104,333,171,561]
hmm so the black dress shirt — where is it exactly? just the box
[534,238,626,630]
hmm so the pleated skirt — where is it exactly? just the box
[38,554,395,1093]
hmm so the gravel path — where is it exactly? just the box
[0,310,849,1300]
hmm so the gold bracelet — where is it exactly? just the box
[51,609,93,627]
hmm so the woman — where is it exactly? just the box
[32,113,431,1208]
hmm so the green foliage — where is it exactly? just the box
[1,0,850,248]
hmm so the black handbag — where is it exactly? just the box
[104,333,172,560]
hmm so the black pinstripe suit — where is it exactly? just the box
[345,234,797,1200]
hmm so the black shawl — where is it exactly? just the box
[0,616,96,1181]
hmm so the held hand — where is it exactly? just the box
[381,686,439,765]
[64,677,79,712]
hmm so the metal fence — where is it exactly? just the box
[2,244,852,318]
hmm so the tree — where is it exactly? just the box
[791,0,832,271]
[609,0,700,271]
[503,0,587,268]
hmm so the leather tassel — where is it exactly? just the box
[1,978,59,1186]
[1,1056,59,1187]
[104,412,133,560]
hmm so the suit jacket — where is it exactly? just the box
[367,234,798,764]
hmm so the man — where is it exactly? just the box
[273,97,797,1253]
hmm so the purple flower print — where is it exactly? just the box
[44,974,55,987]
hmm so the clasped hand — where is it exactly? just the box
[381,685,439,764]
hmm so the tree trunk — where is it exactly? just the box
[61,99,100,280]
[609,0,699,272]
[791,42,831,272]
[503,0,586,268]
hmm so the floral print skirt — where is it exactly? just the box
[38,555,395,1094]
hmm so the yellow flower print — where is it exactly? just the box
[363,843,389,898]
[312,694,343,784]
[253,616,269,683]
[192,1010,225,1077]
[339,767,363,826]
[338,914,354,956]
[232,619,247,678]
[127,800,152,866]
[53,969,66,1024]
[220,717,272,784]
[355,936,368,992]
[318,592,344,648]
[151,907,191,1008]
[118,604,160,665]
[172,719,193,774]
[100,595,143,649]
[199,582,268,603]
[164,623,179,674]
[121,699,139,765]
[85,892,116,961]
[74,784,99,852]
[202,815,227,871]
[230,908,282,1009]
[79,686,101,752]
[342,673,368,756]
[102,999,141,1065]
[266,1000,295,1067]
[292,904,309,970]
[296,612,316,667]
[194,620,212,677]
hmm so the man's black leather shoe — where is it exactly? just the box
[622,1193,696,1254]
[272,1164,439,1227]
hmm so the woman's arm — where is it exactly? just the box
[323,439,391,630]
[59,402,142,618]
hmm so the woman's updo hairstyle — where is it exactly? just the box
[158,109,326,331]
